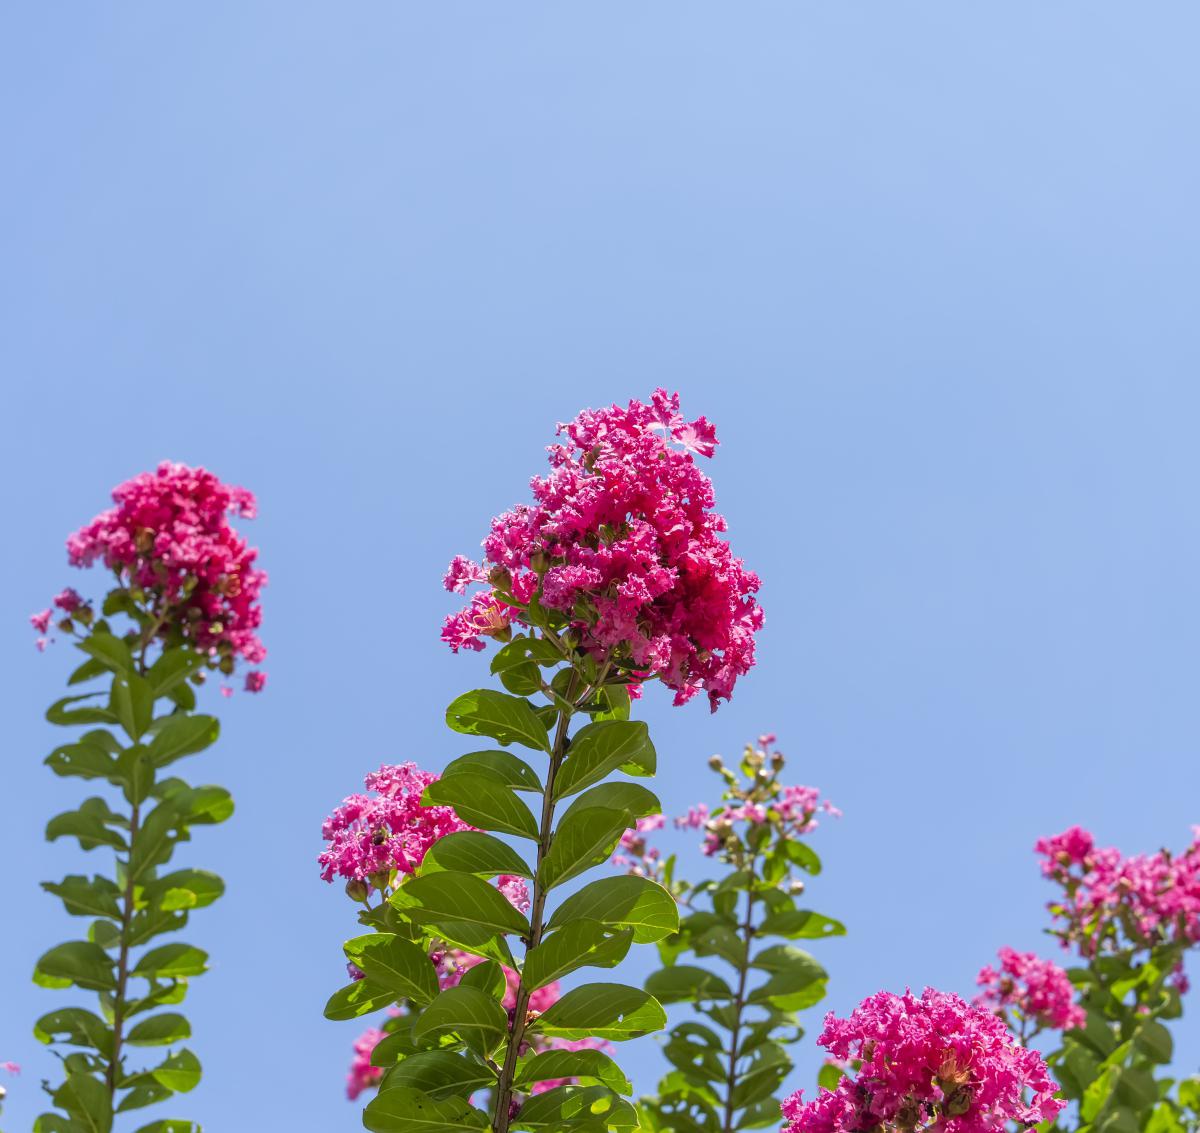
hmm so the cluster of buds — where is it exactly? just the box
[686,735,837,864]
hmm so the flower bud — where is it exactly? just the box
[529,551,549,574]
[708,754,724,771]
[771,751,785,772]
[344,879,369,903]
[488,566,513,591]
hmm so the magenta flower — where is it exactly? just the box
[1036,825,1200,960]
[346,1028,385,1100]
[53,588,83,613]
[30,609,53,633]
[243,670,267,693]
[781,989,1064,1133]
[443,390,763,710]
[318,763,473,884]
[58,461,266,666]
[974,948,1085,1033]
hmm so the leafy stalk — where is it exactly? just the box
[329,625,678,1133]
[490,670,581,1130]
[639,741,844,1133]
[34,597,233,1132]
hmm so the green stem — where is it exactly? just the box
[107,799,141,1100]
[722,852,759,1133]
[491,668,584,1133]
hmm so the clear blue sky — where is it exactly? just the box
[2,5,1199,1128]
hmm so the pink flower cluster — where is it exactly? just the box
[346,1028,386,1099]
[695,784,837,857]
[318,763,472,884]
[974,948,1085,1033]
[781,989,1064,1133]
[41,462,267,682]
[1036,825,1200,958]
[443,390,763,710]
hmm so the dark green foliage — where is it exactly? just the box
[34,626,232,1130]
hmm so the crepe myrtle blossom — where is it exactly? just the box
[442,390,763,710]
[697,737,838,859]
[35,462,267,687]
[974,948,1085,1034]
[781,989,1064,1133]
[346,1028,386,1100]
[1036,825,1200,960]
[318,763,472,886]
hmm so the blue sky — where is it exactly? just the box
[2,4,1199,1128]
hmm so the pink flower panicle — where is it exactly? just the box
[781,989,1065,1133]
[43,462,266,686]
[318,763,472,884]
[974,948,1085,1032]
[442,390,762,710]
[346,1028,386,1100]
[1036,825,1200,961]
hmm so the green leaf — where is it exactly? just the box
[1082,1066,1120,1123]
[515,1049,632,1094]
[127,800,190,882]
[445,690,551,752]
[131,1123,202,1133]
[1134,1019,1174,1064]
[547,875,679,943]
[560,782,661,824]
[442,750,543,792]
[343,934,439,1005]
[46,806,127,852]
[147,1048,202,1093]
[412,985,509,1057]
[35,941,117,991]
[46,734,122,781]
[421,831,534,880]
[168,784,234,825]
[364,1087,489,1132]
[490,639,547,696]
[553,721,655,798]
[393,872,531,939]
[145,716,219,768]
[34,1007,113,1055]
[533,983,667,1041]
[758,909,845,940]
[142,869,224,912]
[69,657,111,686]
[42,875,122,920]
[645,965,733,1004]
[523,920,633,989]
[132,943,208,978]
[513,1084,640,1130]
[378,1050,495,1099]
[422,776,539,841]
[540,807,632,890]
[53,1073,113,1133]
[146,648,207,696]
[459,959,507,1001]
[77,632,134,676]
[111,674,155,741]
[324,977,401,1020]
[126,1013,192,1046]
[47,693,117,727]
[777,838,822,876]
